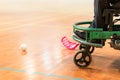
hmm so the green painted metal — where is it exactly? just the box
[73,21,103,31]
[89,31,120,39]
[72,35,103,47]
[72,21,120,47]
[73,26,103,31]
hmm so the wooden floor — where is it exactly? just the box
[0,1,120,80]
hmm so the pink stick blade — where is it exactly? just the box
[61,36,79,50]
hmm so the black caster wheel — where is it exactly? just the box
[79,45,95,54]
[74,50,92,68]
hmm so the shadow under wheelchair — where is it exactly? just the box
[89,54,120,73]
[110,57,120,71]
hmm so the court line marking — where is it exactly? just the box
[0,66,83,80]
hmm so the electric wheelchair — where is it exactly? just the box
[73,1,120,68]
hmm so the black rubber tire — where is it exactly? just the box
[73,50,92,68]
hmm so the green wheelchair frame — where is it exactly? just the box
[72,7,120,68]
[73,21,120,68]
[71,1,120,69]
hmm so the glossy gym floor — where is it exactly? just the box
[0,0,120,80]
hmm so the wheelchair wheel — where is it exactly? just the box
[74,50,92,68]
[79,45,95,54]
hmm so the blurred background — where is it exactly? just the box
[0,0,93,15]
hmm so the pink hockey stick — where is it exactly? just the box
[61,36,79,50]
